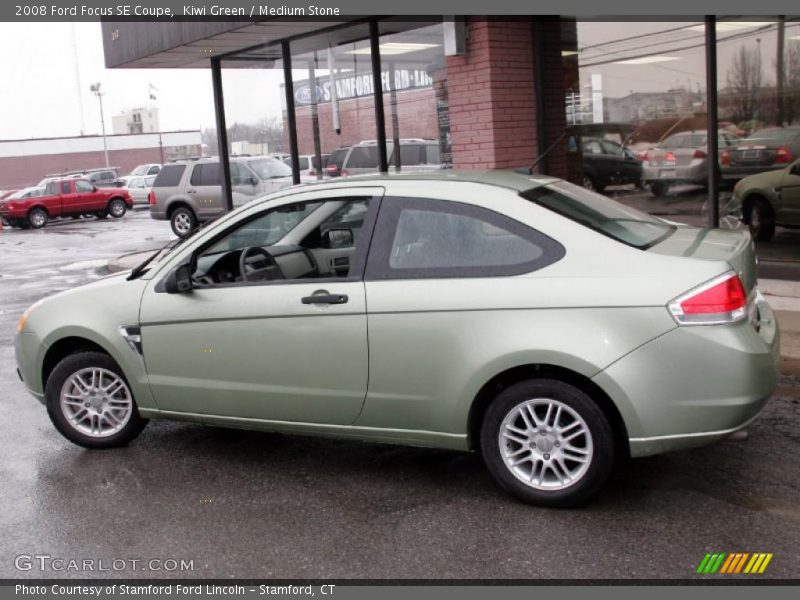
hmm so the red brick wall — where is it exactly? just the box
[446,18,538,171]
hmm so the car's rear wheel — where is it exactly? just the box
[171,207,197,237]
[45,351,148,449]
[748,197,776,242]
[27,207,48,229]
[480,379,614,507]
[650,181,670,197]
[108,198,127,218]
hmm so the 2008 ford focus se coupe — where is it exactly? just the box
[15,171,779,506]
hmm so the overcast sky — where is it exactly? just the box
[0,22,286,140]
[0,20,794,141]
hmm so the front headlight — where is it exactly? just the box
[17,299,44,333]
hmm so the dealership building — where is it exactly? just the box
[102,16,800,237]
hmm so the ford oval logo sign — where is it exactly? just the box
[294,85,324,105]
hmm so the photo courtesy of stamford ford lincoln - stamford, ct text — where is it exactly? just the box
[0,0,799,597]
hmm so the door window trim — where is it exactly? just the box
[365,196,565,281]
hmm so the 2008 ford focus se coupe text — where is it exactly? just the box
[15,171,779,506]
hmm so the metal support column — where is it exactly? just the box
[282,41,301,185]
[211,57,233,213]
[369,20,389,173]
[704,16,720,229]
[532,20,548,174]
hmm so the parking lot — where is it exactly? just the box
[1,199,799,580]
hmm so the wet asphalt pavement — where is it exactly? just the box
[1,202,799,581]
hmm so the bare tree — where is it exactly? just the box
[726,44,764,124]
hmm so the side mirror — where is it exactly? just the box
[164,264,193,294]
[791,162,800,176]
[249,177,258,186]
[321,228,354,249]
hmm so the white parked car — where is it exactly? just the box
[126,175,157,206]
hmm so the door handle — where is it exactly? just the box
[301,293,348,305]
[187,189,197,194]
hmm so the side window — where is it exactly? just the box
[425,144,440,165]
[190,165,203,186]
[147,166,160,175]
[366,197,564,280]
[583,140,603,155]
[601,140,623,156]
[191,197,375,286]
[75,181,94,193]
[45,182,56,196]
[61,182,71,194]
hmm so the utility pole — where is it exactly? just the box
[90,83,110,168]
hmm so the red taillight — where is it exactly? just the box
[665,151,676,162]
[693,149,707,159]
[308,169,316,176]
[721,150,730,166]
[148,191,156,205]
[340,169,349,177]
[326,164,338,174]
[775,146,792,164]
[668,272,747,325]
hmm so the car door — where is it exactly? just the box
[58,180,80,215]
[127,177,145,204]
[780,160,800,223]
[138,186,384,425]
[74,180,101,212]
[188,163,224,217]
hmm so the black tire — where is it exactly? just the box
[108,198,127,219]
[650,180,670,197]
[27,207,48,229]
[96,210,109,219]
[45,351,148,449]
[480,379,615,507]
[170,206,198,238]
[634,178,646,190]
[71,215,82,220]
[748,197,776,242]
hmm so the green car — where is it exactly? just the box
[15,171,779,507]
[729,159,800,241]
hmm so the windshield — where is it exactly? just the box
[130,165,149,176]
[246,158,292,180]
[8,187,35,199]
[522,181,675,249]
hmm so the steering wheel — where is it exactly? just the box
[238,246,284,282]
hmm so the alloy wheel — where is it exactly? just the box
[59,367,133,438]
[174,213,192,235]
[498,398,594,491]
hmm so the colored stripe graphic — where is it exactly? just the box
[697,552,772,574]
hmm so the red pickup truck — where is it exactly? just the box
[0,178,132,229]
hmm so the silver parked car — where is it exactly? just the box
[643,131,739,196]
[15,171,778,507]
[126,175,157,206]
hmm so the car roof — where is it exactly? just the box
[290,170,560,193]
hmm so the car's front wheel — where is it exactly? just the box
[45,351,148,449]
[108,198,127,218]
[27,207,48,229]
[480,379,614,507]
[650,181,670,197]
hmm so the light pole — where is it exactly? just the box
[90,82,110,168]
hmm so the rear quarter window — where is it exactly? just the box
[153,165,187,187]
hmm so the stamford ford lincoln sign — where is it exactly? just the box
[290,68,435,106]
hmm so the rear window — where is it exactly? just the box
[522,181,675,249]
[743,128,800,144]
[153,165,186,187]
[329,148,349,169]
[661,134,706,149]
[346,146,380,169]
